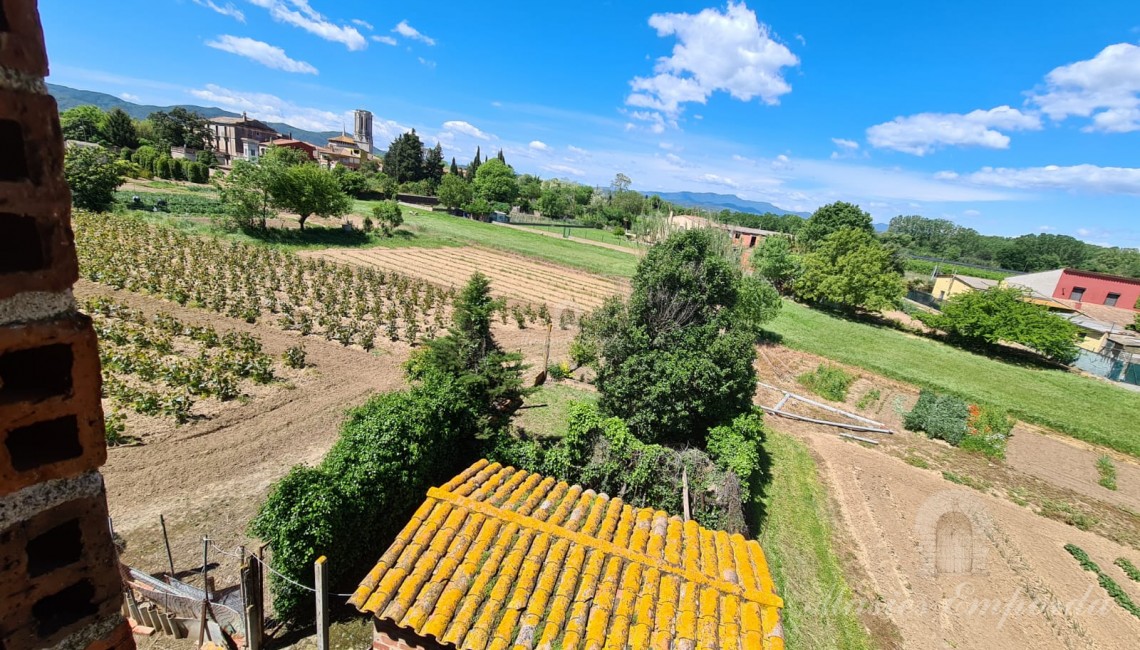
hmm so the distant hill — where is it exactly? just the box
[48,84,349,150]
[649,191,811,218]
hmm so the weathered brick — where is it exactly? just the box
[0,196,77,299]
[84,619,133,650]
[0,315,105,496]
[0,0,49,76]
[0,494,124,650]
[0,89,66,200]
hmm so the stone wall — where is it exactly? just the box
[0,1,133,649]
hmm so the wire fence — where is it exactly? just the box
[208,540,356,599]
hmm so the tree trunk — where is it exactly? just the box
[299,214,309,230]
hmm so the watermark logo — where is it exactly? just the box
[914,490,992,576]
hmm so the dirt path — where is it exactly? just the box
[754,343,1140,648]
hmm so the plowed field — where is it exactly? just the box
[303,246,628,312]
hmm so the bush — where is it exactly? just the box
[64,145,123,212]
[155,156,174,179]
[611,226,626,237]
[547,361,570,381]
[705,410,766,502]
[489,401,752,533]
[187,162,210,184]
[795,364,854,402]
[960,404,1013,459]
[904,389,969,446]
[250,376,475,623]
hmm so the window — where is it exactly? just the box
[1105,293,1120,307]
[1070,287,1086,301]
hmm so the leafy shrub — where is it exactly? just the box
[904,389,969,446]
[705,410,766,503]
[283,344,307,369]
[611,226,626,237]
[104,409,127,446]
[251,376,475,623]
[489,402,754,534]
[795,364,854,402]
[1041,499,1098,531]
[187,162,210,184]
[547,361,571,381]
[959,404,1013,459]
[1096,455,1118,491]
[559,308,577,330]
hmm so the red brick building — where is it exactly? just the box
[1008,268,1140,311]
[0,2,132,648]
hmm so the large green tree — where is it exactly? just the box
[437,173,473,210]
[468,146,482,179]
[576,229,779,444]
[64,145,123,211]
[751,236,801,294]
[798,201,874,248]
[997,233,1090,272]
[473,158,518,205]
[103,107,138,149]
[148,107,210,149]
[919,287,1081,363]
[382,130,426,184]
[424,143,445,184]
[887,215,960,255]
[795,228,905,312]
[273,163,352,230]
[60,105,106,144]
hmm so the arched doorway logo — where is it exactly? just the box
[915,490,992,576]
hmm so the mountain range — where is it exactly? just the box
[48,83,345,150]
[648,191,811,218]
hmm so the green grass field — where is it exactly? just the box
[757,431,875,650]
[513,383,598,439]
[511,222,644,250]
[766,300,1140,457]
[353,201,639,278]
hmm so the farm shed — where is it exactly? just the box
[931,274,997,301]
[350,459,785,650]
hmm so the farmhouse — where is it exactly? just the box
[350,460,785,650]
[931,274,998,302]
[1006,268,1140,311]
[208,113,279,166]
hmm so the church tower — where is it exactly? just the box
[353,109,374,152]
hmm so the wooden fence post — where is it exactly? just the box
[315,556,329,650]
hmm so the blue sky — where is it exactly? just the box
[39,1,1140,246]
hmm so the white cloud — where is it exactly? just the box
[371,35,397,46]
[441,120,491,140]
[544,163,586,177]
[189,83,342,131]
[351,18,373,30]
[1077,228,1092,237]
[1038,225,1055,232]
[120,92,140,102]
[699,173,738,188]
[866,106,1042,155]
[771,153,791,170]
[247,0,366,50]
[831,137,859,150]
[963,209,981,217]
[529,140,550,151]
[567,145,589,155]
[665,153,685,165]
[393,20,436,46]
[626,110,668,134]
[954,163,1140,195]
[418,57,436,69]
[1031,43,1140,132]
[205,35,318,74]
[194,0,244,22]
[626,1,798,127]
[794,34,806,46]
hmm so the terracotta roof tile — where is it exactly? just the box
[350,460,784,649]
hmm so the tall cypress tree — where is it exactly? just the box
[425,143,445,184]
[497,149,506,164]
[469,147,482,179]
[450,157,459,176]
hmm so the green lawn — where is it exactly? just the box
[757,431,875,650]
[513,383,597,439]
[354,201,639,278]
[766,300,1140,457]
[511,222,644,250]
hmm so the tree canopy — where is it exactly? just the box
[64,145,123,211]
[382,130,426,184]
[795,228,904,312]
[918,287,1081,363]
[473,158,518,205]
[751,236,801,294]
[148,107,210,149]
[437,173,473,210]
[273,163,352,229]
[576,229,779,444]
[60,106,106,144]
[798,201,874,247]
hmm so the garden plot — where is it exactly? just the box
[305,246,629,313]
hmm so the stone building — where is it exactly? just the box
[0,1,134,649]
[208,113,278,166]
[354,109,373,153]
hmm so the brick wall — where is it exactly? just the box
[0,2,134,649]
[372,619,454,650]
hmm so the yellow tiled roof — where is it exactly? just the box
[350,459,784,650]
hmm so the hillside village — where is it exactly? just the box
[4,2,1140,650]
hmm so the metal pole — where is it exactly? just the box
[681,467,690,522]
[160,515,176,577]
[314,556,329,650]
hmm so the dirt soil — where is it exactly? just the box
[302,246,629,312]
[756,344,1140,648]
[79,279,573,593]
